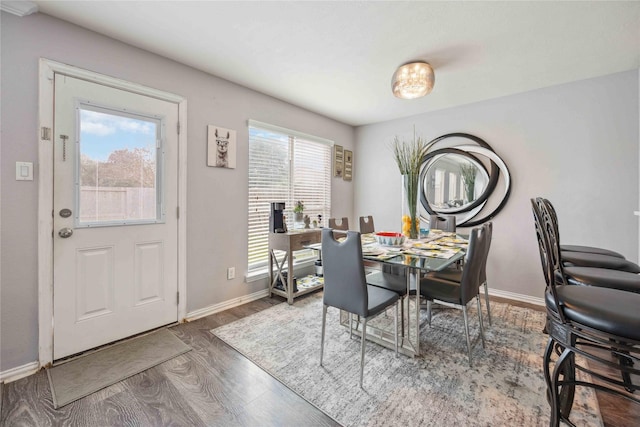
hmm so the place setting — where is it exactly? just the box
[403,239,462,259]
[365,230,467,261]
[362,242,403,260]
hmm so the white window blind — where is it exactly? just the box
[248,121,332,273]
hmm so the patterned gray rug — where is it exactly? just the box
[212,293,602,427]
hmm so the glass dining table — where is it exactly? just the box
[308,232,467,357]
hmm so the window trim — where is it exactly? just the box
[248,119,334,148]
[74,100,166,228]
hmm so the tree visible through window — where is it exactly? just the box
[247,122,332,273]
[78,106,161,224]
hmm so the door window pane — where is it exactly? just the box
[78,106,161,225]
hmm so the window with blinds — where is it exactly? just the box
[248,121,332,273]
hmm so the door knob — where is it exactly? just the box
[58,228,73,238]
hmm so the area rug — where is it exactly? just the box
[212,294,602,426]
[47,328,190,408]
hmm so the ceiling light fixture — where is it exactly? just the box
[391,61,435,99]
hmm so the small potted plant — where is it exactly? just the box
[293,200,304,222]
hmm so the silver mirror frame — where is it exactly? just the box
[419,133,511,227]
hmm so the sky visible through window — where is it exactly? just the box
[80,109,156,161]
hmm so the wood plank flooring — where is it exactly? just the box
[0,294,637,426]
[0,295,339,427]
[586,347,640,427]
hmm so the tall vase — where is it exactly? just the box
[401,173,419,239]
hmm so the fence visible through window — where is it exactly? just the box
[77,104,163,226]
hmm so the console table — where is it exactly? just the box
[268,229,322,304]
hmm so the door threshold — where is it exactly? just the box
[51,322,179,367]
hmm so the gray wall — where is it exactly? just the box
[0,12,354,371]
[355,70,639,299]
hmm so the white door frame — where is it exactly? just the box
[37,58,188,367]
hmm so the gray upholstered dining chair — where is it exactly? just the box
[328,217,349,231]
[423,222,494,326]
[358,213,409,326]
[359,216,375,234]
[429,214,456,232]
[477,222,492,325]
[419,225,487,366]
[319,229,400,388]
[366,269,408,335]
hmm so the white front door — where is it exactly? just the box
[52,74,179,359]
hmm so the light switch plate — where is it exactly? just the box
[15,162,33,181]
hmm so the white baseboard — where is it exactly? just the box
[488,288,544,306]
[0,361,39,383]
[184,287,543,323]
[0,291,269,381]
[186,289,271,322]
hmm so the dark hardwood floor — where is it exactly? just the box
[587,348,640,427]
[0,294,637,426]
[0,294,339,427]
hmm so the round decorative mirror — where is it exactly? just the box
[418,133,511,227]
[421,153,490,213]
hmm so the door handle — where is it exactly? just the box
[58,228,73,238]
[60,135,69,161]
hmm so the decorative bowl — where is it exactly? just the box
[374,232,406,247]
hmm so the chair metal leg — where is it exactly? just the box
[477,296,486,349]
[360,318,367,389]
[617,351,635,393]
[426,300,432,326]
[543,337,555,404]
[484,282,492,326]
[349,313,353,339]
[558,350,577,420]
[320,304,327,366]
[462,305,473,367]
[550,347,575,427]
[394,301,399,357]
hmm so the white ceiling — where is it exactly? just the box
[30,1,640,126]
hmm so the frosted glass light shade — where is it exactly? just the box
[391,62,435,99]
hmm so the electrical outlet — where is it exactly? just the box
[227,267,235,280]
